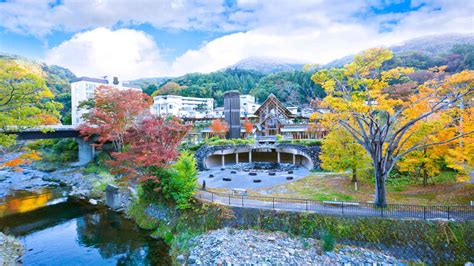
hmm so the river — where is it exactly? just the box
[0,174,171,265]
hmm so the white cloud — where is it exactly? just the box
[39,0,474,78]
[45,28,168,79]
[169,0,474,75]
[0,0,230,36]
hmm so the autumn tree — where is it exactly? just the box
[0,60,61,168]
[243,117,253,137]
[443,104,474,182]
[320,128,371,183]
[109,116,191,183]
[210,119,229,138]
[312,48,473,207]
[0,59,62,148]
[79,86,152,151]
[151,81,186,97]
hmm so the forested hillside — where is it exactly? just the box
[140,39,473,107]
[146,69,324,106]
[0,54,76,123]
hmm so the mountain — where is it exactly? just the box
[224,56,305,74]
[325,33,474,68]
[390,33,474,55]
[0,53,76,94]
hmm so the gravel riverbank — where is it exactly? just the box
[0,232,24,265]
[186,228,401,265]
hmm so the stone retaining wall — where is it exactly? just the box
[222,206,474,264]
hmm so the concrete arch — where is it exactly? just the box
[195,144,320,170]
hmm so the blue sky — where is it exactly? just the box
[0,0,472,79]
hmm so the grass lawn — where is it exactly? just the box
[229,171,474,206]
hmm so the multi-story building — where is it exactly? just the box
[239,95,260,117]
[151,95,214,118]
[71,76,140,125]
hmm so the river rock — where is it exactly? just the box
[0,232,24,265]
[188,228,401,265]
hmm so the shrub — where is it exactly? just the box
[127,199,159,230]
[91,172,116,197]
[320,230,335,252]
[206,138,254,146]
[277,139,322,146]
[27,138,78,162]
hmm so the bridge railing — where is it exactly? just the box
[195,189,474,221]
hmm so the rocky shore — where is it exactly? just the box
[0,232,24,265]
[0,151,101,199]
[185,228,401,265]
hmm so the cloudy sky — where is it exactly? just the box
[0,0,473,79]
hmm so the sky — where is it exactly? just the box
[0,0,473,79]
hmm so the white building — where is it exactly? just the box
[239,95,260,117]
[287,106,299,115]
[71,76,140,125]
[151,95,214,118]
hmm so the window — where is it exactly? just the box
[169,105,173,109]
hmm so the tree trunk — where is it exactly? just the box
[351,166,357,183]
[422,168,428,186]
[372,142,388,207]
[374,168,387,207]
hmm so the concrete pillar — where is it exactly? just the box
[222,154,225,167]
[105,184,121,210]
[236,153,239,164]
[277,151,280,163]
[76,138,94,165]
[249,150,252,163]
[292,153,296,165]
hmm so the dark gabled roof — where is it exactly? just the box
[254,93,293,117]
[72,77,108,84]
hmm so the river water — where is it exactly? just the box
[0,187,171,265]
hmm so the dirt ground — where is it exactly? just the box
[209,172,474,206]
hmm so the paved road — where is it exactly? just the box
[195,190,474,221]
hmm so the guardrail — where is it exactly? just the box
[195,190,474,221]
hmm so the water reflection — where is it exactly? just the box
[76,208,170,265]
[0,189,171,265]
[0,188,66,217]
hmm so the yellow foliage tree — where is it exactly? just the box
[312,48,473,206]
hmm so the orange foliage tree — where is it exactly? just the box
[243,118,253,136]
[210,119,229,138]
[312,48,473,206]
[79,86,152,151]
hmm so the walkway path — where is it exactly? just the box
[197,167,309,190]
[195,190,474,221]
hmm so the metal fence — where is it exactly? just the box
[195,190,474,221]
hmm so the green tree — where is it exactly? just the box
[0,59,62,148]
[162,151,198,209]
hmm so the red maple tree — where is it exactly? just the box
[210,119,229,138]
[243,117,253,136]
[79,86,152,151]
[109,115,191,183]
